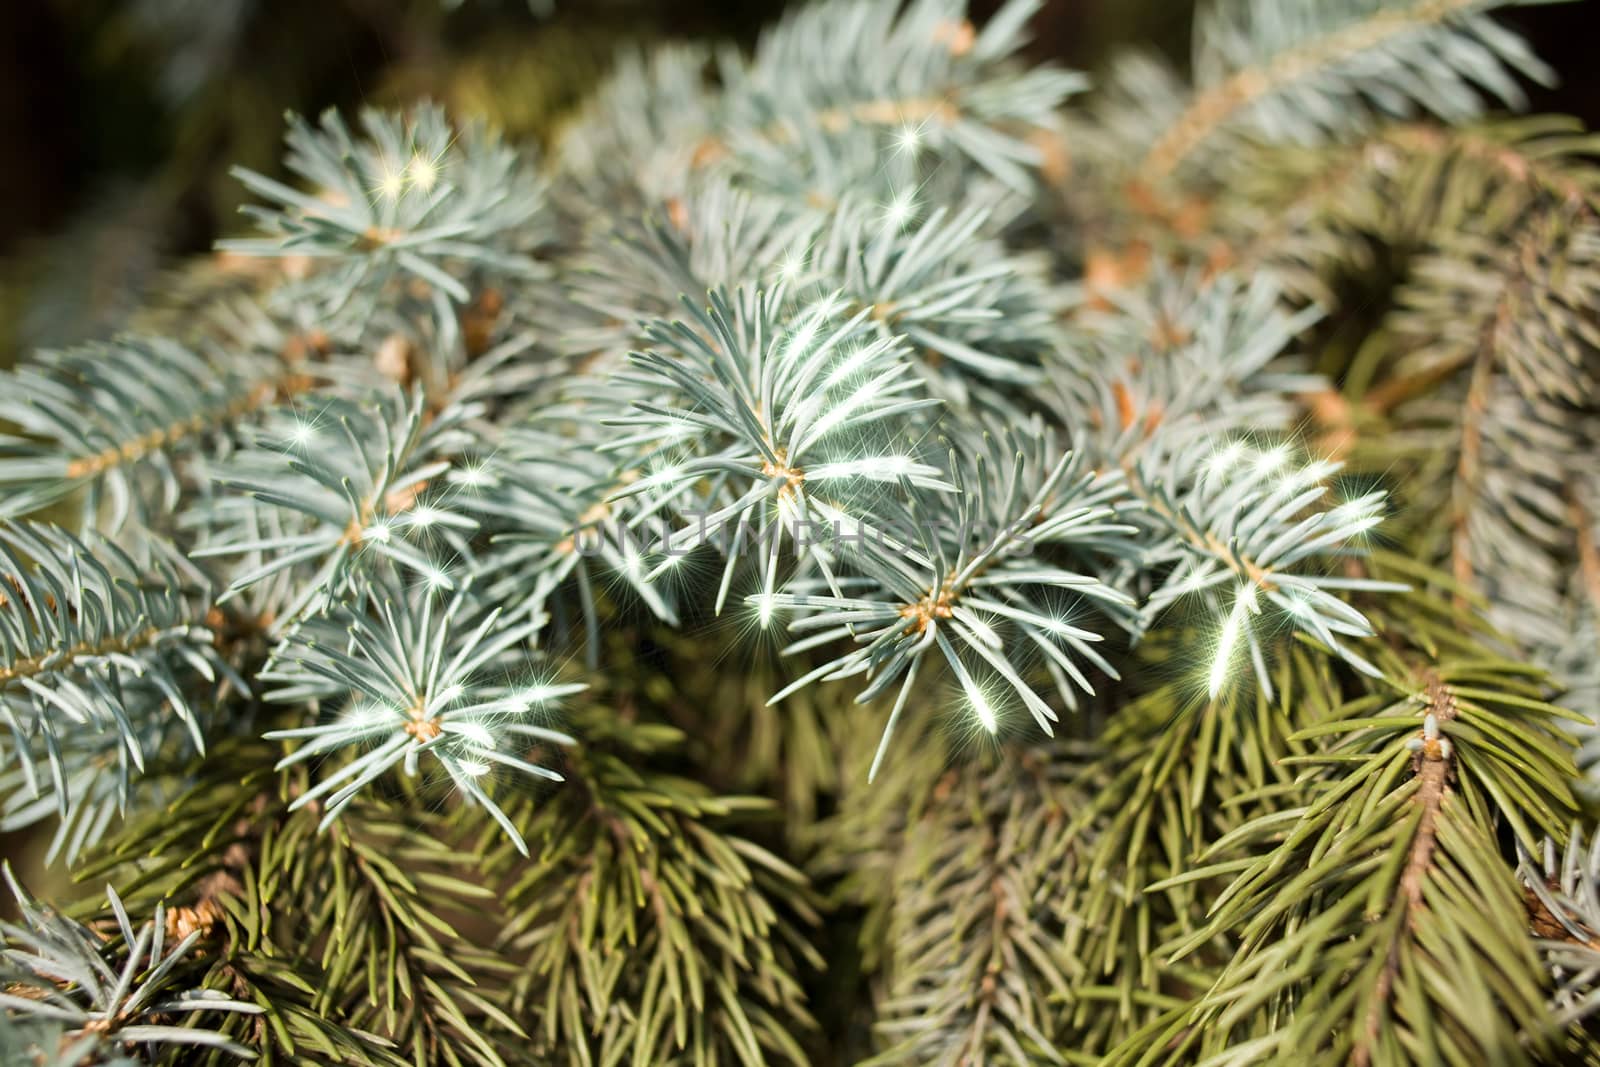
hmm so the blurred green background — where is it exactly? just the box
[3,0,1595,363]
[0,0,1186,363]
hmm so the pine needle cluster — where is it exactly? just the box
[3,1,1600,1064]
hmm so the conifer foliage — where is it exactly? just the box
[3,0,1600,1064]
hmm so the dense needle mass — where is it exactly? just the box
[0,1,1598,1064]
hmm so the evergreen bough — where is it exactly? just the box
[3,0,1600,1063]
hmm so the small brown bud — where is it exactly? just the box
[932,18,976,56]
[375,333,413,385]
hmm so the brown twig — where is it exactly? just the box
[1354,673,1458,1067]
